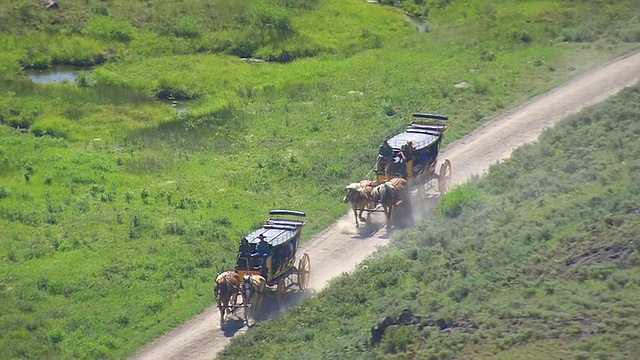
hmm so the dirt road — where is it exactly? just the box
[130,50,640,360]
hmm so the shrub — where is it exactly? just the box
[31,117,77,139]
[153,80,199,100]
[615,24,640,42]
[381,325,420,354]
[508,28,533,43]
[437,184,481,218]
[84,16,135,42]
[0,186,10,199]
[174,17,200,39]
[361,29,383,50]
[250,4,293,34]
[560,25,596,42]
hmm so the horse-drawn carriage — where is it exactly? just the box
[375,113,452,195]
[343,113,452,229]
[215,209,310,327]
[235,209,310,303]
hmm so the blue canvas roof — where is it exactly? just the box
[387,131,440,151]
[386,116,448,151]
[247,226,298,247]
[244,210,306,247]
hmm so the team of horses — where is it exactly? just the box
[213,168,409,330]
[343,177,408,229]
[213,180,408,330]
[214,178,408,329]
[214,271,266,327]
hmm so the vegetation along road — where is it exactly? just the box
[131,50,640,360]
[2,1,639,359]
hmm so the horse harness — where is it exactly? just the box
[215,272,238,300]
[380,183,394,204]
[346,185,373,205]
[345,188,364,204]
[244,275,264,293]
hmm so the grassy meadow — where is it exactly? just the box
[219,82,640,360]
[1,0,639,358]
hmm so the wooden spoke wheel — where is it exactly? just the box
[438,159,452,195]
[277,279,287,307]
[297,253,311,291]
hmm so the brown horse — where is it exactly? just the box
[343,180,378,227]
[371,177,408,228]
[241,274,267,326]
[213,271,240,327]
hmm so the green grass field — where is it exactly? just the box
[1,0,639,358]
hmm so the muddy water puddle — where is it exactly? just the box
[24,66,190,114]
[24,66,83,84]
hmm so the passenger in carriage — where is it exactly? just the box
[237,237,252,268]
[377,139,395,179]
[273,241,294,272]
[418,151,430,167]
[404,141,414,161]
[239,237,251,256]
[396,143,412,179]
[256,234,271,255]
[253,234,271,276]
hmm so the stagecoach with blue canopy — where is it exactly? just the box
[235,209,310,306]
[375,113,452,195]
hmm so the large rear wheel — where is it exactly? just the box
[438,159,452,195]
[297,253,311,290]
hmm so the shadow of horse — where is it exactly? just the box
[352,214,385,239]
[220,317,245,337]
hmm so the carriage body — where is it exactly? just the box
[235,209,305,284]
[234,209,311,305]
[375,113,452,194]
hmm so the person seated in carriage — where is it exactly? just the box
[377,139,395,178]
[403,141,414,161]
[396,142,413,179]
[239,237,251,256]
[386,141,413,179]
[273,240,294,272]
[256,234,271,254]
[236,237,253,269]
[252,234,271,276]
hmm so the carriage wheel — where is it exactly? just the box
[276,279,287,307]
[297,253,311,291]
[438,159,452,195]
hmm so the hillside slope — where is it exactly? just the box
[133,51,640,360]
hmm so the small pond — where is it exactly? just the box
[23,66,85,84]
[405,15,430,33]
[165,99,189,115]
[23,66,191,114]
